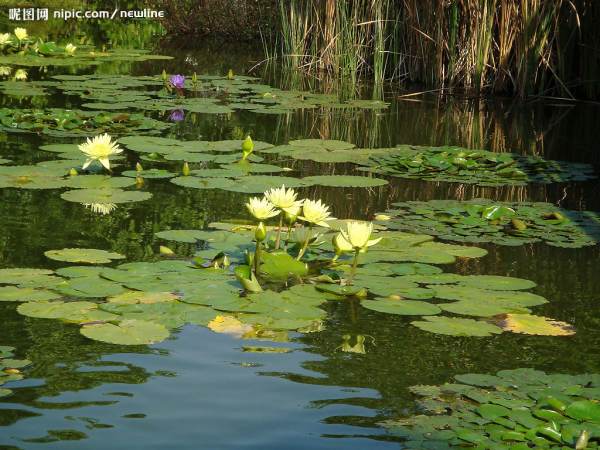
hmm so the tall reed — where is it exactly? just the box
[266,0,599,99]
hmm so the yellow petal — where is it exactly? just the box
[99,157,111,170]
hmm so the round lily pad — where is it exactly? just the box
[61,188,152,204]
[302,175,388,187]
[63,175,135,189]
[361,298,441,316]
[411,316,503,336]
[122,169,176,179]
[44,248,125,264]
[0,286,61,302]
[80,319,170,345]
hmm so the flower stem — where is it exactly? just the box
[284,224,293,250]
[296,225,313,260]
[348,248,360,284]
[254,241,261,275]
[275,215,283,250]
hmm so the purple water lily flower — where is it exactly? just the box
[169,74,185,89]
[169,109,185,122]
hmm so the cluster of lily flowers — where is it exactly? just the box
[0,65,27,81]
[0,28,76,56]
[245,186,381,279]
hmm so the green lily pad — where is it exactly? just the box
[565,400,600,422]
[80,319,170,345]
[61,188,152,204]
[121,169,176,179]
[361,298,441,315]
[63,175,135,189]
[0,286,61,302]
[44,248,125,264]
[411,316,503,336]
[302,175,388,187]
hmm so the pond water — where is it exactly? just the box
[0,31,599,450]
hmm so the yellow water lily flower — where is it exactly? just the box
[0,66,11,76]
[333,232,353,254]
[78,133,123,170]
[65,43,77,55]
[341,221,381,250]
[84,203,117,215]
[264,185,303,213]
[14,69,27,81]
[245,196,279,220]
[299,199,332,227]
[14,28,27,41]
[0,33,11,46]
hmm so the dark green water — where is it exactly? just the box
[0,32,600,449]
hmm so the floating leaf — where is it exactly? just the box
[80,319,169,345]
[0,286,61,302]
[107,291,179,304]
[361,298,441,316]
[302,175,388,187]
[61,188,152,204]
[44,248,125,264]
[500,314,575,336]
[411,316,503,336]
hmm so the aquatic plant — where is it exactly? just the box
[269,0,600,99]
[169,109,185,122]
[78,133,123,171]
[384,368,600,448]
[64,43,77,55]
[360,144,596,186]
[246,196,280,273]
[170,74,185,88]
[340,221,381,283]
[0,346,30,398]
[241,135,254,160]
[378,200,600,248]
[13,69,26,81]
[264,185,303,249]
[13,27,27,42]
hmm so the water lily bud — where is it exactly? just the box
[255,221,267,242]
[192,72,197,83]
[182,161,190,176]
[160,245,174,255]
[68,168,78,176]
[4,368,20,374]
[135,162,143,172]
[161,69,167,81]
[135,176,144,187]
[241,135,254,160]
[227,69,234,80]
[374,214,391,221]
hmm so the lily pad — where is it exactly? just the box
[44,248,125,264]
[499,314,575,336]
[361,298,441,316]
[0,286,61,302]
[302,175,388,187]
[80,319,169,345]
[411,316,503,337]
[61,188,152,204]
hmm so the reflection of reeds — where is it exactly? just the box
[268,0,599,99]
